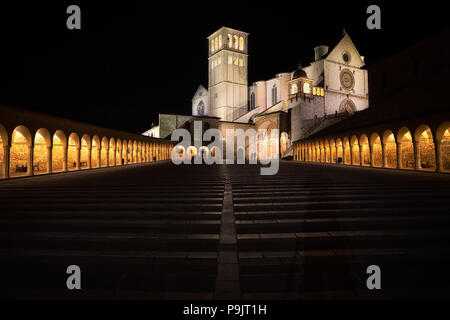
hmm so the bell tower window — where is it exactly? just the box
[239,37,244,51]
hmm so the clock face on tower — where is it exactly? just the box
[340,69,355,90]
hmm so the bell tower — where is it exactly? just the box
[208,27,249,122]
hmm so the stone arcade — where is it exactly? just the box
[0,105,174,179]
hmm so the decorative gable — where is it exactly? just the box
[325,33,365,68]
[192,85,209,101]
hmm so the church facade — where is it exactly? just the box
[143,26,369,160]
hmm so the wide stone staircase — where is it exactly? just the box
[229,162,450,299]
[1,161,450,299]
[0,163,224,299]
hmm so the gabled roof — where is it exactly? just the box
[192,85,208,101]
[323,31,365,68]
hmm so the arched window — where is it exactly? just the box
[197,101,205,116]
[303,82,311,94]
[219,34,222,48]
[211,39,215,53]
[272,85,278,105]
[239,37,244,51]
[227,34,232,48]
[214,37,218,50]
[233,35,239,49]
[249,92,255,111]
[291,83,298,95]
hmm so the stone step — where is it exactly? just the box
[239,259,450,293]
[0,197,223,205]
[0,219,221,233]
[0,261,217,293]
[0,211,221,220]
[0,203,223,212]
[235,207,449,220]
[237,229,450,251]
[0,249,219,261]
[233,192,449,203]
[235,215,450,233]
[0,232,220,251]
[234,198,443,212]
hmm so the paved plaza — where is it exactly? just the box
[1,161,450,299]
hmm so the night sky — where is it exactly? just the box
[0,1,448,134]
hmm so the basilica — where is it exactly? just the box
[142,26,369,159]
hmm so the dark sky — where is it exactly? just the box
[0,1,448,134]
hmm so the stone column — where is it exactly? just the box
[47,146,52,174]
[369,143,374,167]
[105,148,109,167]
[75,147,81,170]
[3,145,10,178]
[435,139,442,172]
[342,146,346,164]
[414,141,421,170]
[350,145,354,165]
[113,147,116,166]
[335,146,338,164]
[87,147,92,169]
[124,148,127,165]
[63,146,68,172]
[358,144,363,166]
[350,145,353,165]
[27,145,34,176]
[396,142,402,169]
[382,143,387,168]
[97,149,101,168]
